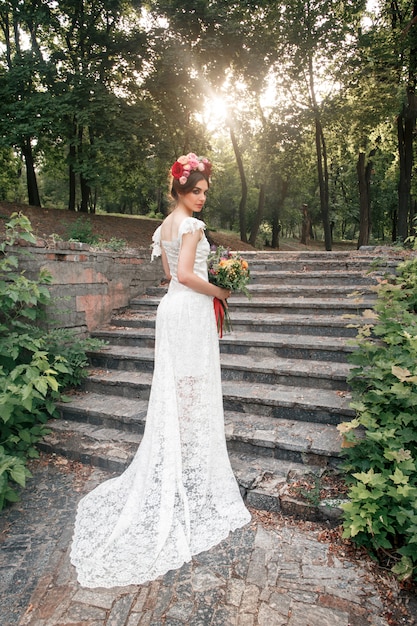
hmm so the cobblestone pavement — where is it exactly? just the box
[0,455,415,626]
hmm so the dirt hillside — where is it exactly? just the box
[0,202,256,252]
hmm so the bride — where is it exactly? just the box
[70,153,251,588]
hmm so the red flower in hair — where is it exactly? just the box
[171,161,184,179]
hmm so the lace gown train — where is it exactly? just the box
[70,217,251,588]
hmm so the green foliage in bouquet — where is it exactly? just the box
[0,213,101,509]
[207,246,251,335]
[207,246,251,296]
[338,256,417,581]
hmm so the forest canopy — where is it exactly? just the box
[1,0,417,250]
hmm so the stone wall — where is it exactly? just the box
[10,242,163,334]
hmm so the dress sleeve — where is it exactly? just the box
[178,217,206,239]
[150,225,162,261]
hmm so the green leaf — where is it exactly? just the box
[392,556,414,581]
[34,378,48,396]
[10,464,27,487]
[389,468,409,485]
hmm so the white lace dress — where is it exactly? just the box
[70,217,251,588]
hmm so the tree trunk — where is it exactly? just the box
[229,126,248,243]
[77,126,90,213]
[391,209,397,242]
[79,173,91,213]
[22,138,41,207]
[271,179,288,248]
[249,184,265,246]
[315,117,332,250]
[397,95,416,241]
[308,53,331,251]
[68,160,76,211]
[356,150,374,249]
[300,204,311,245]
[396,0,417,241]
[68,117,77,210]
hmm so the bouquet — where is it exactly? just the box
[207,246,251,337]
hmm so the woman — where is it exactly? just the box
[70,153,251,588]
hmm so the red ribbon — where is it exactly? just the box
[213,297,225,338]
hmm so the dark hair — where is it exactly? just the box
[170,170,210,202]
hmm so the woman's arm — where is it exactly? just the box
[177,231,230,305]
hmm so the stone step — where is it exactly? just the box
[220,353,349,390]
[55,393,342,465]
[238,253,400,273]
[88,345,350,389]
[239,249,397,261]
[109,310,368,338]
[130,295,377,316]
[38,415,342,516]
[220,330,353,363]
[91,330,354,364]
[243,259,396,273]
[82,369,353,425]
[248,269,382,286]
[247,285,376,298]
[145,283,377,299]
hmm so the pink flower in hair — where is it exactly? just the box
[187,153,199,169]
[179,176,188,184]
[178,155,188,164]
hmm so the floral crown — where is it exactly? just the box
[171,153,212,185]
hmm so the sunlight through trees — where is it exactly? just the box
[1,0,417,248]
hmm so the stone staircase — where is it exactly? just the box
[39,249,399,521]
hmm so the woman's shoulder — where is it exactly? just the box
[178,216,206,237]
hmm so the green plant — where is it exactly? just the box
[339,258,417,581]
[44,328,105,388]
[98,237,127,252]
[290,473,322,507]
[65,218,99,244]
[0,213,98,509]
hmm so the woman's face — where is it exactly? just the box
[178,179,209,214]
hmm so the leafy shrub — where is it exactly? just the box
[65,217,99,244]
[44,328,104,389]
[339,256,417,581]
[0,213,101,509]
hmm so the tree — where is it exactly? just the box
[0,1,53,206]
[267,0,366,249]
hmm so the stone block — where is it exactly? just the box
[246,489,280,512]
[258,602,287,626]
[59,602,106,623]
[288,602,350,626]
[226,578,245,606]
[237,614,254,626]
[239,584,260,613]
[106,594,135,626]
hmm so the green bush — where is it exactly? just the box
[44,328,104,389]
[65,217,99,244]
[0,212,101,509]
[339,255,417,581]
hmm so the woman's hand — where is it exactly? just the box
[216,287,231,307]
